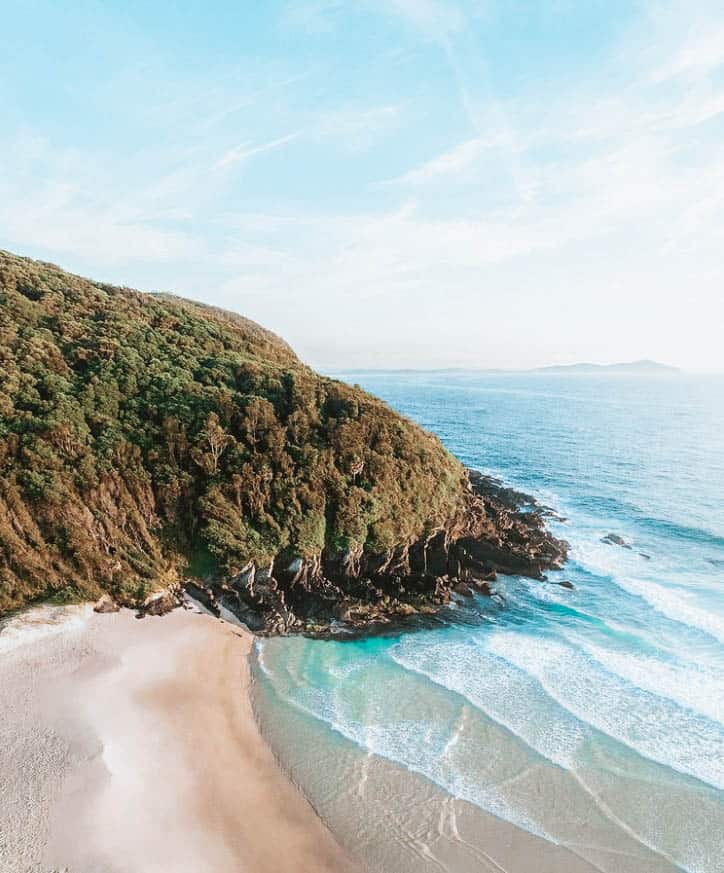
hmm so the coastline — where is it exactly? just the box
[251,634,690,873]
[1,595,709,873]
[0,604,358,873]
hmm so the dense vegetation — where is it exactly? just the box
[0,251,469,614]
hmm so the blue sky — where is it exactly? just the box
[1,0,723,370]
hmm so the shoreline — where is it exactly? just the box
[0,604,358,873]
[1,599,699,873]
[251,635,689,873]
[251,642,607,873]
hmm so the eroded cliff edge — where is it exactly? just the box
[0,251,567,633]
[185,470,568,636]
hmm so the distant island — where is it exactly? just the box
[330,360,681,377]
[533,360,679,375]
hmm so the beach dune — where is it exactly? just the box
[0,605,357,873]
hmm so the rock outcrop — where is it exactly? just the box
[185,470,568,637]
[138,584,185,617]
[93,594,120,614]
[601,533,632,549]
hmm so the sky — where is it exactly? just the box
[1,0,723,371]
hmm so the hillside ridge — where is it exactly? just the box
[0,251,566,633]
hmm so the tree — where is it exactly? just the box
[193,413,231,475]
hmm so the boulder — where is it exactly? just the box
[93,594,119,614]
[142,585,183,616]
[601,533,631,548]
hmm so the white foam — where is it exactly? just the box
[560,517,724,647]
[609,575,724,645]
[571,637,724,726]
[570,534,640,578]
[391,637,587,770]
[484,630,724,790]
[256,640,546,837]
[0,604,92,656]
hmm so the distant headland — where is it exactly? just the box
[330,360,681,376]
[532,360,680,375]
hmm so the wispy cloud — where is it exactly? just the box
[3,0,724,369]
[214,132,302,170]
[378,0,464,36]
[313,104,402,151]
[384,136,487,184]
[652,19,724,81]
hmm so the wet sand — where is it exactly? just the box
[252,641,686,873]
[0,605,357,873]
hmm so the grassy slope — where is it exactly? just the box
[0,251,468,613]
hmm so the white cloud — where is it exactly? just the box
[652,20,724,81]
[3,1,724,370]
[388,137,488,184]
[0,188,195,264]
[379,0,464,35]
[214,132,301,170]
[313,104,402,151]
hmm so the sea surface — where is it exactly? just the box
[252,371,724,873]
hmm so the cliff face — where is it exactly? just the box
[187,471,568,636]
[0,251,567,630]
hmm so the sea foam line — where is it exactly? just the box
[483,631,724,791]
[253,641,546,838]
[565,634,724,726]
[607,575,724,646]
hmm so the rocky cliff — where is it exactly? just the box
[185,470,568,636]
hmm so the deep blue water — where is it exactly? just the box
[255,372,724,872]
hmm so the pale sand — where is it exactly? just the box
[0,605,358,873]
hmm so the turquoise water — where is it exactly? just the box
[254,372,724,872]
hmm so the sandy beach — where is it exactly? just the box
[0,600,697,873]
[0,604,358,873]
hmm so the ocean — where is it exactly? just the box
[252,371,724,873]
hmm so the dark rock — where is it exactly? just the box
[231,564,255,593]
[601,533,632,549]
[184,580,221,617]
[181,468,568,638]
[556,579,575,590]
[139,584,184,617]
[256,563,274,585]
[240,608,271,632]
[93,594,119,614]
